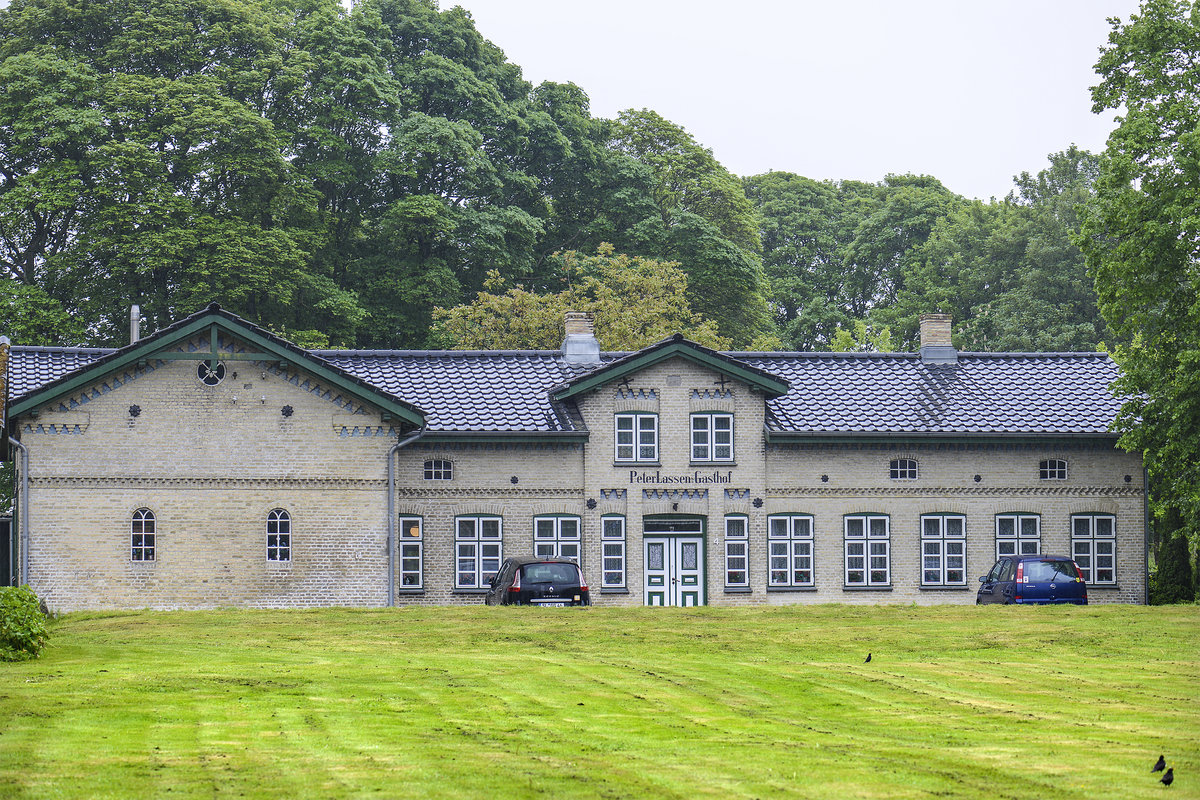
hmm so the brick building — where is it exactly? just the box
[2,305,1146,611]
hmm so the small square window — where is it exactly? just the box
[424,460,452,480]
[1039,459,1067,480]
[889,458,918,480]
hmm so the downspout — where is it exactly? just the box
[387,426,425,607]
[1143,466,1151,606]
[8,436,28,587]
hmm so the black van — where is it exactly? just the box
[977,555,1088,605]
[485,557,590,606]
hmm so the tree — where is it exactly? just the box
[430,244,728,350]
[1078,0,1200,541]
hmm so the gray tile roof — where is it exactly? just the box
[739,352,1121,436]
[7,343,1121,437]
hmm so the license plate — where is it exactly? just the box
[535,601,566,607]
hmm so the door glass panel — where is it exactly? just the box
[681,542,697,570]
[648,542,664,570]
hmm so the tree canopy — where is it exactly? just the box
[1078,0,1200,541]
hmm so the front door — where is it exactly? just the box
[643,518,705,606]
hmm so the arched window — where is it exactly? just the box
[1039,459,1068,480]
[889,458,918,480]
[267,509,291,562]
[423,459,453,480]
[131,509,156,562]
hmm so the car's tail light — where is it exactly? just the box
[1072,562,1085,581]
[509,571,521,591]
[1016,561,1025,583]
[577,568,587,592]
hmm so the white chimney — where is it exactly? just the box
[918,314,957,364]
[561,312,600,365]
[130,305,141,345]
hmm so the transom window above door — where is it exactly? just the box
[691,413,733,462]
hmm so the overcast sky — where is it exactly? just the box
[455,0,1141,201]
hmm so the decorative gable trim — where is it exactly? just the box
[8,304,425,429]
[551,335,789,402]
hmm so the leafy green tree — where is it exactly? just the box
[1078,0,1200,540]
[431,245,728,350]
[612,109,773,345]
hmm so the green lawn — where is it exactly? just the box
[0,605,1196,799]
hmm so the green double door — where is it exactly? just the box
[643,517,705,607]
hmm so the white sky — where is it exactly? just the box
[455,0,1141,200]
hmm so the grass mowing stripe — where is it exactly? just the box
[0,605,1196,799]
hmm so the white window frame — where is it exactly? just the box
[533,516,581,562]
[845,515,890,587]
[601,516,626,589]
[266,508,291,562]
[889,458,918,480]
[615,413,658,462]
[768,515,814,588]
[1071,514,1116,585]
[1039,459,1068,480]
[996,514,1041,557]
[131,508,156,562]
[455,516,503,589]
[691,413,734,462]
[423,459,452,480]
[399,517,424,589]
[724,515,749,588]
[920,514,966,586]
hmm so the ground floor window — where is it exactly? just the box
[399,517,423,589]
[534,516,581,561]
[601,516,626,588]
[131,508,156,562]
[266,509,291,562]
[996,514,1040,557]
[845,515,889,586]
[1071,514,1116,584]
[768,515,814,587]
[455,516,502,588]
[724,515,749,587]
[920,515,965,585]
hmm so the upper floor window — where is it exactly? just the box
[266,509,291,562]
[845,515,890,587]
[1071,515,1116,584]
[131,508,156,562]
[889,458,918,480]
[615,414,658,462]
[1039,459,1067,480]
[768,515,814,588]
[920,515,965,586]
[691,414,734,462]
[534,516,581,562]
[996,514,1040,557]
[399,517,423,589]
[424,459,452,480]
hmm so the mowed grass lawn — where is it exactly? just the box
[1,605,1197,799]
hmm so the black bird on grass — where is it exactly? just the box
[864,653,871,663]
[1162,767,1174,787]
[1153,755,1166,773]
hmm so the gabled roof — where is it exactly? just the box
[550,334,790,401]
[6,304,425,428]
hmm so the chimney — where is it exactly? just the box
[918,313,957,364]
[561,311,600,365]
[130,305,142,345]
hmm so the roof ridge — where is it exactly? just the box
[10,345,116,354]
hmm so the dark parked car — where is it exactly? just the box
[485,557,590,606]
[977,555,1088,605]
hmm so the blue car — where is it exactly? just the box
[977,555,1088,605]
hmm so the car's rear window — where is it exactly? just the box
[1024,560,1078,582]
[521,563,579,584]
